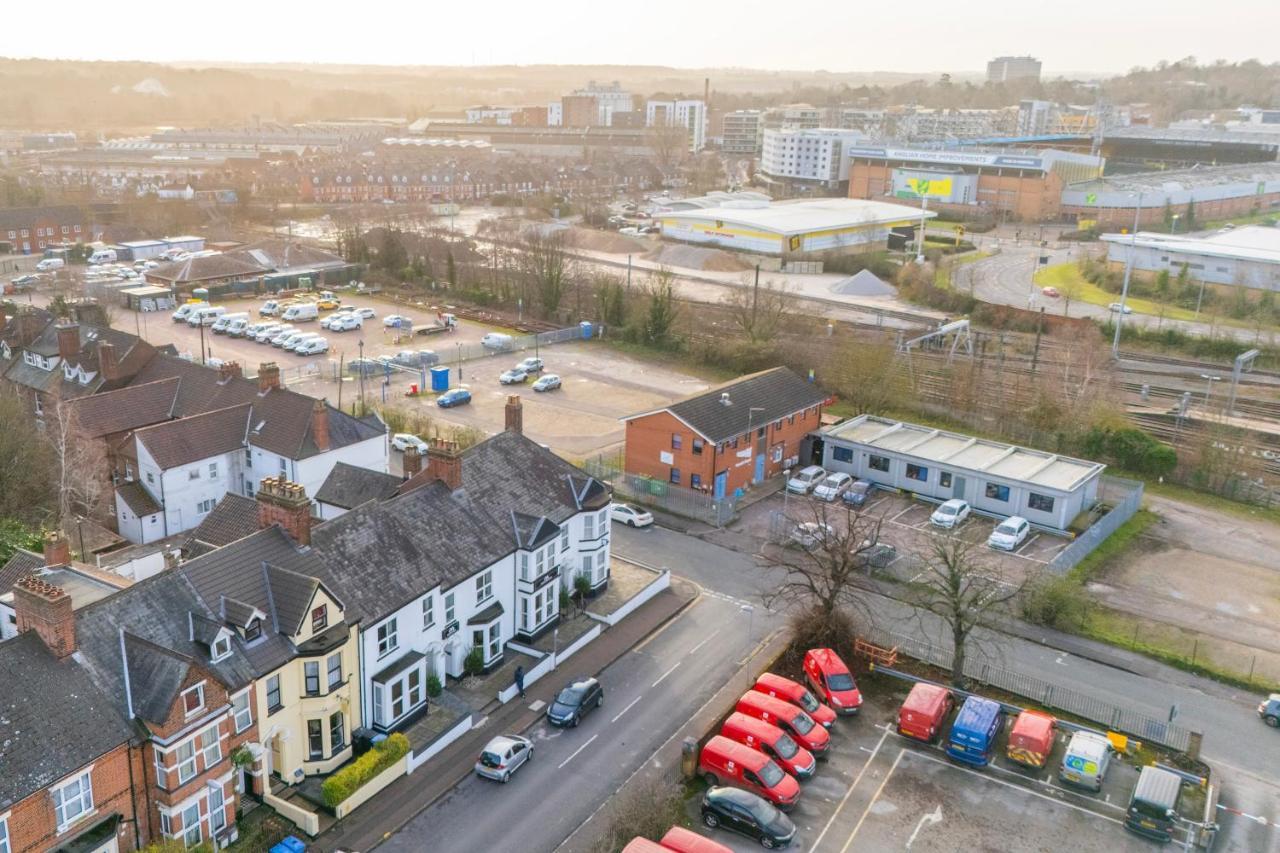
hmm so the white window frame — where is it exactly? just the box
[182,683,205,717]
[51,770,94,831]
[174,739,197,785]
[231,690,252,734]
[583,514,594,540]
[422,595,434,629]
[0,816,6,853]
[444,592,455,624]
[198,724,222,768]
[376,618,398,657]
[560,525,569,552]
[211,635,231,662]
[181,801,201,846]
[475,570,493,604]
[158,811,171,837]
[327,652,343,689]
[208,783,226,835]
[266,674,281,711]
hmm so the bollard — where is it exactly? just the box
[681,737,698,780]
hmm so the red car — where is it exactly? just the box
[721,711,816,779]
[735,690,830,755]
[802,648,863,715]
[1041,286,1060,298]
[755,672,836,728]
[698,735,801,810]
[659,827,734,852]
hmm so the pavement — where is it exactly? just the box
[308,577,699,853]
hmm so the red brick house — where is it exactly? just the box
[622,367,828,499]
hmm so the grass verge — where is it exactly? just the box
[1034,263,1203,323]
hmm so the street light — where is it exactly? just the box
[1199,373,1221,411]
[782,467,792,516]
[1111,191,1144,357]
[1171,213,1181,234]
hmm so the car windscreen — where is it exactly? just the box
[996,522,1020,535]
[556,687,585,706]
[790,711,814,734]
[797,690,820,713]
[937,505,956,515]
[479,751,502,768]
[774,732,799,759]
[827,673,856,691]
[749,799,782,826]
[851,483,869,495]
[1130,797,1175,822]
[760,761,786,788]
[820,476,841,488]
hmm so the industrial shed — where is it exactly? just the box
[818,415,1104,531]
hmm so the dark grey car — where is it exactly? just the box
[547,676,604,727]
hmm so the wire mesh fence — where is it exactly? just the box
[1049,476,1145,574]
[580,451,739,527]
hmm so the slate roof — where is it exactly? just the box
[626,367,827,444]
[231,238,347,274]
[133,403,252,469]
[183,494,260,556]
[72,376,180,438]
[0,205,86,230]
[0,548,44,596]
[116,481,162,517]
[122,632,207,724]
[0,632,135,811]
[315,462,402,510]
[145,253,270,285]
[2,319,154,399]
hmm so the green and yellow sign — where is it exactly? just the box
[900,177,953,199]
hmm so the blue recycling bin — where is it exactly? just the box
[269,836,306,853]
[579,321,593,339]
[430,366,449,392]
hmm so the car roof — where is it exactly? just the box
[797,465,824,475]
[942,498,968,507]
[484,735,524,751]
[565,676,598,690]
[708,785,764,808]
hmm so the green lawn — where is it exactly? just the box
[1033,263,1202,322]
[934,251,992,289]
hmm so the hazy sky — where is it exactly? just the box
[2,0,1275,74]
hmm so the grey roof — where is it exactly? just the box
[183,494,260,556]
[190,613,225,647]
[467,601,504,626]
[265,563,321,636]
[122,632,203,724]
[133,403,252,469]
[632,367,827,444]
[372,650,424,684]
[0,632,135,811]
[315,462,402,510]
[72,376,180,438]
[0,548,44,595]
[116,480,162,517]
[512,512,559,549]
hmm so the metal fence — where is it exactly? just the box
[863,624,1196,754]
[1048,476,1145,574]
[580,451,739,527]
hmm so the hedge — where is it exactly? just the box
[321,732,410,808]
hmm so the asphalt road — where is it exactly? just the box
[377,556,779,853]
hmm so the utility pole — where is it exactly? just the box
[1031,307,1044,373]
[751,264,760,331]
[1111,191,1143,357]
[626,254,632,290]
[358,339,365,414]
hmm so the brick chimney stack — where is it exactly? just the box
[16,310,44,348]
[402,445,423,478]
[55,318,80,363]
[14,575,77,660]
[218,362,243,383]
[258,362,281,393]
[97,340,119,381]
[312,399,330,452]
[505,395,523,435]
[426,439,462,491]
[256,476,313,546]
[43,531,71,567]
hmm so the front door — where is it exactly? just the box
[714,470,728,499]
[953,476,966,499]
[754,452,766,484]
[269,734,283,780]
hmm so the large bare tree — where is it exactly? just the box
[723,273,793,344]
[519,228,575,318]
[46,397,112,531]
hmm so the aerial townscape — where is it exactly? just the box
[1,6,1280,853]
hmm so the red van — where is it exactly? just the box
[721,712,816,779]
[1006,710,1056,769]
[802,648,863,715]
[897,682,953,743]
[736,690,830,755]
[698,735,801,809]
[621,840,667,853]
[755,672,836,728]
[659,826,734,852]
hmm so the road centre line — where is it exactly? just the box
[611,696,643,723]
[557,734,598,770]
[840,748,907,853]
[810,728,891,851]
[652,662,681,687]
[689,629,720,655]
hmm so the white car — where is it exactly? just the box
[787,465,827,494]
[329,314,362,332]
[532,374,561,392]
[499,367,529,385]
[1108,302,1134,315]
[611,503,654,528]
[355,306,377,319]
[517,356,544,374]
[474,735,533,783]
[812,472,854,502]
[789,522,835,550]
[295,337,329,356]
[988,516,1030,551]
[930,499,972,529]
[391,433,429,454]
[384,314,412,328]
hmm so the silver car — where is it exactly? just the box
[474,734,533,783]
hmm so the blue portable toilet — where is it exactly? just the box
[579,320,593,339]
[430,366,449,392]
[946,695,1004,767]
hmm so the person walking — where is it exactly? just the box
[514,664,525,699]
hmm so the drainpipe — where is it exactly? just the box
[125,739,143,849]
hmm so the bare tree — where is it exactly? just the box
[0,389,56,525]
[908,535,1023,688]
[599,773,685,853]
[642,266,680,346]
[723,273,793,344]
[519,228,575,318]
[46,398,111,530]
[647,123,689,172]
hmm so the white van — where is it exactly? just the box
[225,316,254,337]
[281,303,319,322]
[295,336,329,356]
[481,332,514,351]
[285,332,322,353]
[260,299,283,317]
[258,324,291,344]
[88,248,118,265]
[188,306,227,327]
[172,301,207,323]
[1058,731,1113,792]
[212,312,249,335]
[277,330,311,349]
[36,258,65,272]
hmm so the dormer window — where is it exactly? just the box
[244,619,261,642]
[312,605,328,633]
[182,683,205,717]
[211,634,231,662]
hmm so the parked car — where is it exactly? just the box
[1059,731,1113,792]
[436,389,472,408]
[258,324,292,343]
[754,672,836,728]
[945,696,1004,768]
[10,274,41,289]
[786,466,826,494]
[259,300,283,317]
[474,734,533,783]
[788,522,834,550]
[930,499,971,529]
[35,257,64,272]
[393,350,424,367]
[698,736,800,809]
[897,682,953,743]
[295,337,329,356]
[700,786,796,850]
[547,676,604,727]
[329,313,362,332]
[1108,302,1134,315]
[517,356,544,374]
[812,472,854,502]
[735,691,829,755]
[801,648,862,716]
[346,357,379,377]
[391,433,429,454]
[1006,710,1056,769]
[316,296,341,310]
[416,350,440,366]
[1124,766,1183,842]
[1258,694,1280,727]
[655,826,734,853]
[720,712,816,780]
[1041,286,1060,298]
[383,313,412,328]
[988,516,1031,550]
[499,367,529,385]
[532,373,562,392]
[841,480,874,508]
[355,306,377,319]
[611,503,654,528]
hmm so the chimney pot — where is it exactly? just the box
[256,477,313,546]
[218,361,243,382]
[504,395,523,435]
[258,362,281,393]
[426,438,463,491]
[14,574,77,659]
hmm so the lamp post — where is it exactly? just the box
[1171,213,1180,234]
[782,467,792,516]
[357,339,365,414]
[1111,191,1143,358]
[740,603,755,684]
[1199,373,1221,411]
[456,341,463,382]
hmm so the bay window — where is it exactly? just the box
[329,711,345,752]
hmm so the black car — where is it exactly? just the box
[701,786,796,849]
[546,676,603,727]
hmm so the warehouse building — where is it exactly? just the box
[1062,161,1280,229]
[1101,226,1280,291]
[848,145,1103,221]
[658,198,931,258]
[818,415,1105,531]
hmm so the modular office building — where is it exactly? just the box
[817,415,1104,531]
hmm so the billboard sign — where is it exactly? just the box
[897,176,954,199]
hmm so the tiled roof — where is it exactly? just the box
[72,376,180,438]
[146,253,270,285]
[0,205,85,230]
[0,632,135,811]
[628,367,828,444]
[134,403,252,470]
[116,481,162,517]
[0,548,44,596]
[230,239,346,273]
[183,494,260,556]
[315,462,402,510]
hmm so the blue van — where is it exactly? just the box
[945,696,1004,767]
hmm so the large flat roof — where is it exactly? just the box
[1101,226,1280,265]
[659,198,931,236]
[825,415,1104,492]
[1069,161,1280,193]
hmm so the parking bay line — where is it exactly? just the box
[1016,533,1041,555]
[888,505,918,524]
[839,748,907,853]
[810,728,891,851]
[652,662,681,687]
[557,733,598,769]
[611,696,642,724]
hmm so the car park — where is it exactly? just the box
[897,682,953,743]
[719,712,816,780]
[499,367,529,385]
[812,472,854,502]
[700,786,796,850]
[801,649,862,716]
[786,466,826,494]
[945,696,1004,767]
[988,516,1030,550]
[1006,710,1056,769]
[610,503,654,528]
[1257,693,1280,727]
[295,337,329,356]
[1108,302,1134,314]
[735,691,829,755]
[437,388,472,408]
[1058,731,1112,792]
[532,373,561,392]
[547,676,604,727]
[517,356,544,373]
[698,736,800,810]
[754,672,836,728]
[788,522,834,550]
[930,498,971,529]
[384,314,412,328]
[474,734,533,783]
[391,433,429,454]
[841,480,874,508]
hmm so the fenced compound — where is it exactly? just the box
[862,624,1198,755]
[1049,476,1145,574]
[580,451,740,527]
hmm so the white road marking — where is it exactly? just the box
[1016,533,1041,554]
[840,748,907,853]
[529,700,546,712]
[557,734,598,769]
[889,505,918,523]
[611,696,642,723]
[906,805,943,849]
[1055,652,1069,666]
[811,729,891,851]
[688,629,721,655]
[652,662,681,687]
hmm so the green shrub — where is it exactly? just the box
[426,674,442,697]
[1020,577,1089,631]
[463,645,486,676]
[574,573,592,598]
[320,732,410,808]
[1080,426,1177,478]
